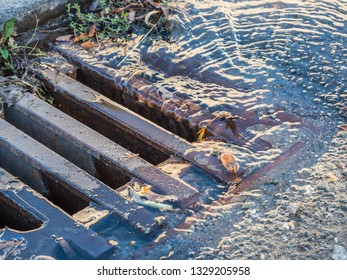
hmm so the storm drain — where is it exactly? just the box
[0,62,244,259]
[0,33,314,259]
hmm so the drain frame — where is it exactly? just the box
[0,119,159,234]
[3,93,200,210]
[37,67,237,184]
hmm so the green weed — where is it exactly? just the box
[0,19,16,74]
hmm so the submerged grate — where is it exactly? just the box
[0,34,308,259]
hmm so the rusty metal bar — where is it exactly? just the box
[0,119,158,234]
[37,68,235,184]
[0,167,113,259]
[3,93,200,210]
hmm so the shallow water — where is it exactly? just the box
[119,0,346,175]
[103,0,345,115]
[67,0,347,201]
[44,0,347,259]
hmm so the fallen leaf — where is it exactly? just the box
[197,127,207,141]
[141,185,152,193]
[80,40,96,50]
[220,153,240,174]
[73,33,87,43]
[338,124,347,131]
[55,34,74,42]
[88,23,97,38]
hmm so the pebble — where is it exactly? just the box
[288,203,301,215]
[288,220,296,230]
[304,185,315,194]
[332,245,347,260]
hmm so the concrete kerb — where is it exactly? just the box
[0,0,89,32]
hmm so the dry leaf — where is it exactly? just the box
[141,185,151,193]
[73,33,87,43]
[146,0,169,18]
[338,124,347,131]
[55,34,74,42]
[145,10,161,27]
[197,127,207,141]
[80,40,96,50]
[220,153,240,174]
[88,23,97,38]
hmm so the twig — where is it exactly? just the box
[116,24,156,68]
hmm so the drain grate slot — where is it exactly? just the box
[0,167,114,259]
[3,94,200,209]
[0,119,160,233]
[0,127,90,215]
[4,100,131,189]
[37,68,236,184]
[75,66,197,142]
[0,192,42,231]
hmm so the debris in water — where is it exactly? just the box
[154,216,167,226]
[197,112,242,141]
[220,153,240,174]
[0,238,26,260]
[160,250,174,260]
[136,184,178,203]
[73,206,109,228]
[108,240,118,246]
[197,127,207,141]
[128,187,174,211]
[338,125,347,131]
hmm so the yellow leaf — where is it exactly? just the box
[197,127,206,141]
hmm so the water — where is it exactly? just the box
[48,0,347,258]
[66,0,346,201]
